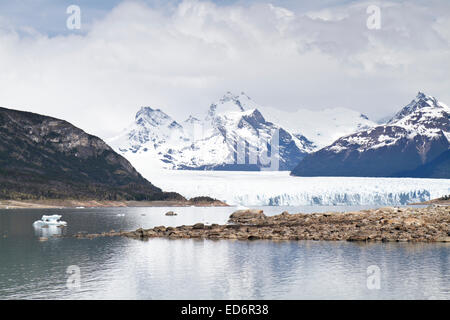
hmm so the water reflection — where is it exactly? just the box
[33,225,66,238]
[0,207,448,300]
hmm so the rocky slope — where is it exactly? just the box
[109,92,313,171]
[0,107,183,201]
[291,92,450,178]
[394,149,450,178]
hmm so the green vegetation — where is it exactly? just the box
[189,196,221,204]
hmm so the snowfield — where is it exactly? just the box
[143,170,450,206]
[259,106,376,148]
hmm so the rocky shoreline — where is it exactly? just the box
[0,198,228,209]
[411,197,450,206]
[75,206,450,243]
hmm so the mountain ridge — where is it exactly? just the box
[0,106,184,200]
[109,92,313,171]
[291,92,450,178]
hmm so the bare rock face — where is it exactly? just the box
[228,209,266,224]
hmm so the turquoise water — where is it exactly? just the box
[0,206,448,299]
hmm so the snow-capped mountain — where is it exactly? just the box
[259,106,377,148]
[291,92,450,178]
[107,107,189,171]
[109,92,313,171]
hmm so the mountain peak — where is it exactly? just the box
[135,106,172,127]
[136,106,163,116]
[238,108,267,129]
[292,92,450,178]
[112,92,311,171]
[416,91,426,99]
[220,91,251,103]
[388,92,442,124]
[208,91,259,118]
[184,115,200,124]
[415,91,437,104]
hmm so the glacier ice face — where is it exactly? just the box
[141,170,450,206]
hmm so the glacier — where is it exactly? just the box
[142,170,450,206]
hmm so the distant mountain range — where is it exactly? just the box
[0,107,183,201]
[291,92,450,178]
[108,92,377,172]
[109,92,314,171]
[1,90,447,197]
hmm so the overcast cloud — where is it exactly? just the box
[0,0,449,138]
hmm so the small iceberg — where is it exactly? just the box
[33,215,67,227]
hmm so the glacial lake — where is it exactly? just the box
[0,206,449,300]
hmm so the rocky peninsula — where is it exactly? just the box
[75,206,450,242]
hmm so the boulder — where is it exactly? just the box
[228,209,266,224]
[193,223,205,229]
[135,228,146,238]
[154,226,166,232]
[165,211,177,216]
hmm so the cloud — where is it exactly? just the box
[0,0,449,138]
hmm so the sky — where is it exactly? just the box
[0,0,449,138]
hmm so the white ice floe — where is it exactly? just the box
[33,215,67,227]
